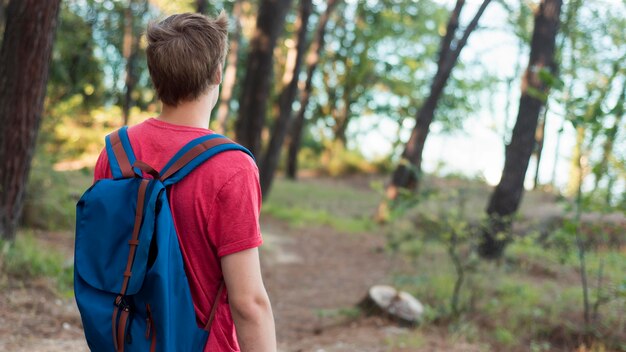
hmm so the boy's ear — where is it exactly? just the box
[214,68,223,85]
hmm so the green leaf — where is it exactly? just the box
[538,68,564,89]
[527,87,548,102]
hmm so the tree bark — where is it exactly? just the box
[286,0,341,179]
[213,0,242,134]
[0,0,61,240]
[376,0,492,221]
[122,0,147,126]
[259,0,313,197]
[332,83,354,147]
[234,0,293,157]
[480,0,563,259]
[359,285,424,325]
[532,106,548,189]
[0,0,8,44]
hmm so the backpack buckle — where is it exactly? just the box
[114,295,131,312]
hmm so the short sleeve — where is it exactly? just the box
[94,149,112,182]
[208,165,263,258]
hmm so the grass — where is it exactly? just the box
[0,231,73,296]
[263,175,626,350]
[7,159,626,351]
[262,177,379,233]
[389,236,626,351]
[2,164,91,297]
[22,158,93,230]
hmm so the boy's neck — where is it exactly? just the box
[157,86,219,129]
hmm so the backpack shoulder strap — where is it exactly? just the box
[104,127,141,179]
[159,134,254,186]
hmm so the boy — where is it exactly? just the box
[93,12,276,352]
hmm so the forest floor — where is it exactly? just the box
[0,215,478,351]
[0,174,625,351]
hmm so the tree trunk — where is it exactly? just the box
[213,0,242,134]
[286,0,341,179]
[0,0,8,44]
[358,285,424,326]
[0,0,61,240]
[234,0,293,157]
[196,0,210,14]
[332,84,354,147]
[122,0,148,125]
[480,0,563,259]
[259,0,313,197]
[532,106,548,189]
[377,0,492,221]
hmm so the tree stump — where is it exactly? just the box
[359,285,424,326]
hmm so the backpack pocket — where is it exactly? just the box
[75,178,162,295]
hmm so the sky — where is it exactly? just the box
[350,0,580,190]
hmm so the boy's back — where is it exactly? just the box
[94,117,263,351]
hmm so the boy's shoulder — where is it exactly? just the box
[95,119,258,185]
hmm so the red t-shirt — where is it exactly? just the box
[94,118,263,352]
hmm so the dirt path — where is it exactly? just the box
[0,217,482,351]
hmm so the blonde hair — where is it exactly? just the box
[146,12,228,106]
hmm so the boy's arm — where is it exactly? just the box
[222,247,276,352]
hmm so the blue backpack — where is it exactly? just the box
[74,127,253,352]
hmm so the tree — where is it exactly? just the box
[532,105,548,189]
[122,0,148,125]
[259,0,313,197]
[0,0,61,240]
[234,0,293,157]
[212,0,243,134]
[593,83,625,199]
[0,0,8,43]
[549,0,582,189]
[377,0,492,220]
[285,0,340,179]
[480,0,563,259]
[566,64,621,196]
[196,0,210,14]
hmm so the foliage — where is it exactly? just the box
[21,157,87,230]
[379,169,626,350]
[262,178,377,233]
[386,185,484,317]
[0,232,73,295]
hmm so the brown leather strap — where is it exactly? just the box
[120,179,149,294]
[205,282,225,331]
[112,179,149,350]
[160,138,232,181]
[112,305,120,351]
[110,130,135,178]
[133,160,160,179]
[117,309,129,352]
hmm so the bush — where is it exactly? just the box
[21,156,90,230]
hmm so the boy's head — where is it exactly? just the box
[146,12,228,107]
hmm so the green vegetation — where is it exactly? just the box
[265,177,626,351]
[262,178,378,233]
[21,158,93,230]
[0,232,73,296]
